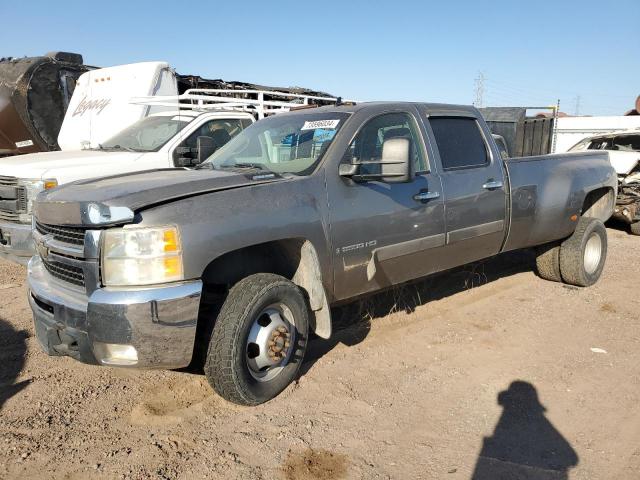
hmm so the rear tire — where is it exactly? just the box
[204,273,309,406]
[535,242,562,282]
[630,222,640,236]
[559,217,607,287]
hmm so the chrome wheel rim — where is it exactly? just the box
[583,233,602,275]
[245,303,296,382]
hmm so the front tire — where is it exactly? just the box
[204,273,309,405]
[559,217,607,287]
[630,221,640,236]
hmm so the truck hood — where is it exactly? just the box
[34,167,286,226]
[0,149,145,183]
[608,151,640,176]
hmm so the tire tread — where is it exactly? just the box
[204,273,305,405]
[535,243,562,282]
[559,217,607,287]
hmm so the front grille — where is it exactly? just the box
[17,188,27,211]
[0,176,18,186]
[36,222,86,245]
[42,257,85,287]
[0,211,20,222]
[0,176,27,223]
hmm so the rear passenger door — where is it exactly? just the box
[424,113,507,267]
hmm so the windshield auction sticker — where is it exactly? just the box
[301,119,340,131]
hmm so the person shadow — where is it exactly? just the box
[471,381,578,480]
[0,317,30,412]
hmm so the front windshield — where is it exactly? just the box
[204,112,350,175]
[96,115,193,152]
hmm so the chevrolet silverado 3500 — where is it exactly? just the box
[28,102,617,405]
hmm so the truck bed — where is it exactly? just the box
[503,150,614,252]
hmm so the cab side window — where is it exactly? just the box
[430,117,489,170]
[345,112,427,175]
[173,119,245,166]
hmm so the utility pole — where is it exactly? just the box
[574,95,581,116]
[473,72,485,108]
[551,99,561,153]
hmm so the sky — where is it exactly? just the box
[1,0,638,116]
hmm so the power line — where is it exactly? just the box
[485,77,634,100]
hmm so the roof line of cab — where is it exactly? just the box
[280,101,480,116]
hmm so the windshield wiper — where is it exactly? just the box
[196,162,275,173]
[95,144,141,153]
[218,162,266,171]
[194,162,213,170]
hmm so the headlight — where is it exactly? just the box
[18,178,58,221]
[102,226,184,286]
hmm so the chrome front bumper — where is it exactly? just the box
[27,256,202,369]
[0,220,34,265]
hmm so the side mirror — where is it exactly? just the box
[338,163,359,177]
[197,136,217,164]
[379,137,411,183]
[339,137,411,183]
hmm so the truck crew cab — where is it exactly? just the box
[28,102,617,405]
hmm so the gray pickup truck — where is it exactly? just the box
[28,102,616,405]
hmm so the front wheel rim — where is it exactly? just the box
[245,303,296,382]
[583,233,603,275]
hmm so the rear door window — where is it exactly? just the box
[430,117,489,170]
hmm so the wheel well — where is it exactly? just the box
[582,187,615,222]
[193,239,331,365]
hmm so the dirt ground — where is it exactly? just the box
[1,225,639,480]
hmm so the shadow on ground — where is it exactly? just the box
[606,218,635,235]
[301,249,535,375]
[0,317,30,411]
[471,381,578,480]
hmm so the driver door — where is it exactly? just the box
[327,110,446,301]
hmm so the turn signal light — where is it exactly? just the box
[43,179,58,190]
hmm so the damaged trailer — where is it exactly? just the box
[0,52,91,156]
[569,130,640,234]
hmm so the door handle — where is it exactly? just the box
[413,191,440,202]
[482,180,504,190]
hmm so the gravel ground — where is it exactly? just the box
[1,225,639,479]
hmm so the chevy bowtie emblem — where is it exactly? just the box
[36,237,52,260]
